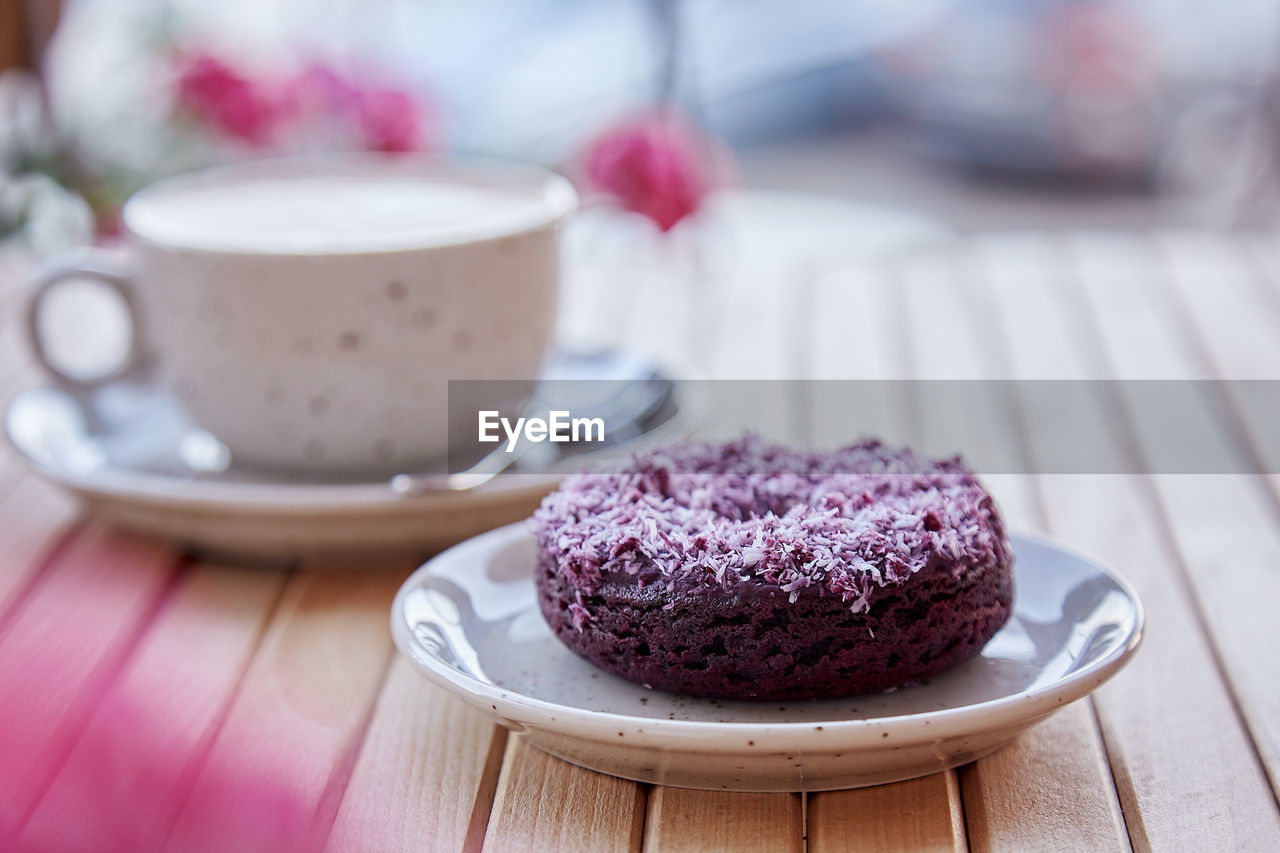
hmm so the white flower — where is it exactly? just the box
[0,71,94,256]
[1,172,94,256]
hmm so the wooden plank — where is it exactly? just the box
[325,656,507,853]
[1156,233,1280,379]
[902,242,1128,852]
[705,260,806,381]
[1245,234,1280,319]
[804,257,917,453]
[636,240,810,853]
[0,436,30,504]
[806,259,909,382]
[895,247,1042,522]
[0,524,178,835]
[959,703,1124,853]
[978,231,1280,850]
[1056,233,1205,380]
[642,789,802,853]
[483,737,645,853]
[1137,233,1280,798]
[0,471,77,619]
[18,563,286,852]
[799,254,966,850]
[808,773,963,853]
[976,235,1264,853]
[162,568,401,853]
[698,252,810,443]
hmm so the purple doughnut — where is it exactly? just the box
[532,437,1014,701]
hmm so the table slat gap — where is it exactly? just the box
[160,568,402,852]
[19,562,289,851]
[1150,233,1280,380]
[952,235,1141,850]
[799,790,807,853]
[1088,693,1141,853]
[1144,236,1280,488]
[994,232,1273,848]
[0,473,80,638]
[948,768,971,853]
[906,257,1051,579]
[310,643,398,850]
[802,256,970,848]
[788,261,820,445]
[323,653,513,853]
[16,555,188,831]
[1032,231,1280,847]
[1122,233,1280,803]
[899,240,1128,852]
[1157,234,1280,490]
[462,723,510,853]
[0,524,180,833]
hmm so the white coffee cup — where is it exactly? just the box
[25,155,577,475]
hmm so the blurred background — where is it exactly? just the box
[6,0,1280,258]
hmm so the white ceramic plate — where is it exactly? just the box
[392,524,1143,791]
[4,352,701,564]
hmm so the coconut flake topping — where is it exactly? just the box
[531,436,1010,610]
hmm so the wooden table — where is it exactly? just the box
[2,230,1279,851]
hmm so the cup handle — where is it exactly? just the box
[24,248,147,387]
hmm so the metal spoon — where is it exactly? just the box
[388,349,674,496]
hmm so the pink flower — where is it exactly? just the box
[0,645,317,853]
[279,63,362,120]
[174,54,278,146]
[583,111,728,232]
[358,88,422,153]
[281,64,428,153]
[173,52,430,155]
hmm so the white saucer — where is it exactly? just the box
[4,352,700,564]
[391,524,1143,791]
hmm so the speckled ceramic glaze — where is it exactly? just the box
[116,157,576,474]
[392,524,1143,791]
